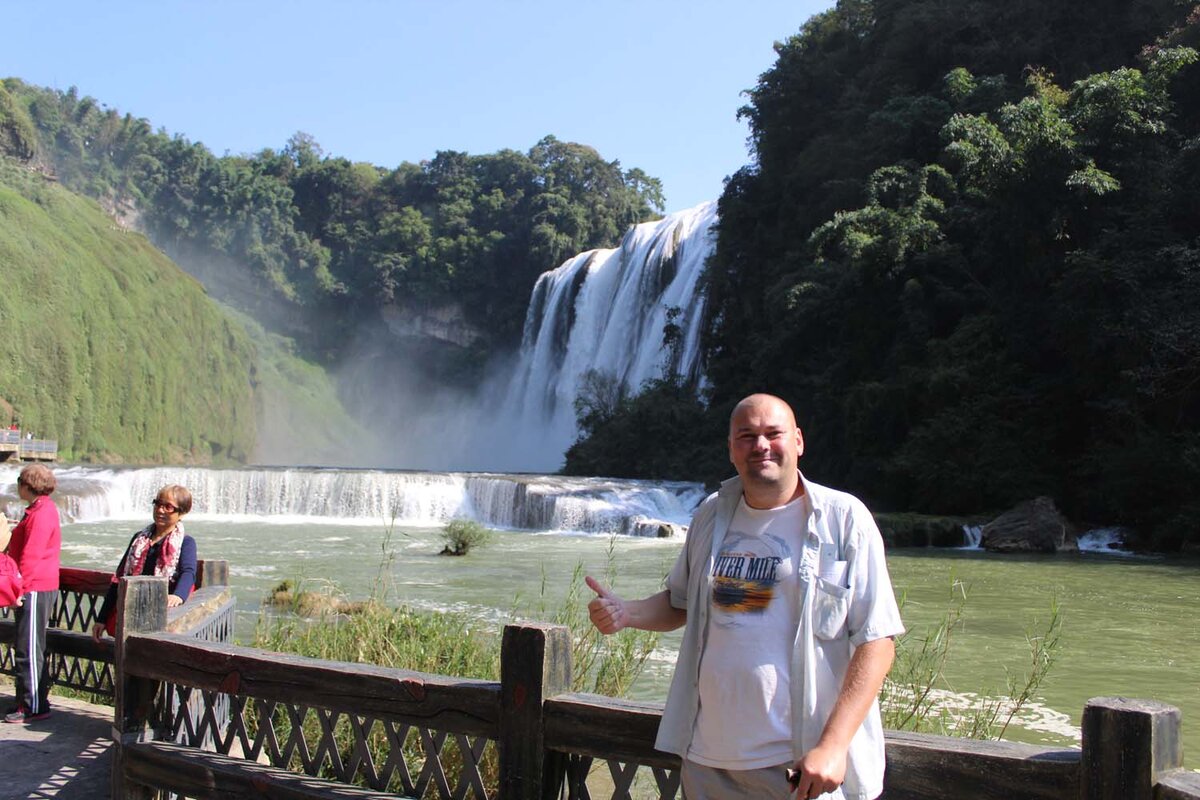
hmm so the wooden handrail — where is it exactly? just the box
[122,631,501,736]
[124,741,412,800]
[93,573,1200,800]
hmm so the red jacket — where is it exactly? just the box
[7,495,61,592]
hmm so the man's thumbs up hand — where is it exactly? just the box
[586,575,628,634]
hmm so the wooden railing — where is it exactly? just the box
[0,560,233,700]
[102,580,1200,800]
[5,563,1197,800]
[544,690,1199,800]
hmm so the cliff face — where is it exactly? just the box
[379,303,482,349]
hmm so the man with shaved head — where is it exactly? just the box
[588,394,903,799]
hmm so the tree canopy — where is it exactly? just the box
[568,0,1200,549]
[0,78,665,358]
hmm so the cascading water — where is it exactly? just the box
[478,201,718,471]
[961,525,983,549]
[0,465,706,536]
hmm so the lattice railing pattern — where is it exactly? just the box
[159,597,237,751]
[53,584,107,631]
[1,586,115,696]
[152,685,497,799]
[49,648,116,695]
[563,755,681,800]
[184,599,235,643]
[53,585,114,696]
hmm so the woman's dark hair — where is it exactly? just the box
[17,464,56,496]
[155,484,193,515]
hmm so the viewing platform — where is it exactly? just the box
[0,429,57,462]
[1,561,1197,800]
[0,687,112,800]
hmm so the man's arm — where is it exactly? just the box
[792,636,896,799]
[585,577,687,633]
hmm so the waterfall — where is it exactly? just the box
[477,201,718,472]
[0,465,706,536]
[961,524,983,549]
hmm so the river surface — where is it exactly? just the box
[60,515,1199,766]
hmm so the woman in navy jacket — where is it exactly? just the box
[91,484,197,640]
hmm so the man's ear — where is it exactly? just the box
[796,428,805,458]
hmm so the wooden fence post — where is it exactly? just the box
[197,558,228,589]
[1080,696,1183,800]
[110,576,168,800]
[500,622,572,800]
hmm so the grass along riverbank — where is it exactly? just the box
[249,538,1064,796]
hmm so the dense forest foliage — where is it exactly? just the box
[0,77,664,361]
[570,0,1200,549]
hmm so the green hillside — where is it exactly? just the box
[0,157,258,462]
[0,156,369,465]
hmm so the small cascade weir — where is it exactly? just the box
[1,465,706,536]
[480,201,718,471]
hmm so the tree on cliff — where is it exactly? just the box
[564,0,1200,549]
[698,0,1200,547]
[0,77,666,360]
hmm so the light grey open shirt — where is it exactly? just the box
[657,473,905,800]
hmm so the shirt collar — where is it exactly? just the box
[719,470,825,522]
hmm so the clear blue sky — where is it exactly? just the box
[2,1,833,212]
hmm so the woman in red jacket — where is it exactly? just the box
[4,464,61,724]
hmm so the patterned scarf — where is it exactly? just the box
[116,522,185,582]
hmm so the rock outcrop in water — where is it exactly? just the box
[981,497,1079,553]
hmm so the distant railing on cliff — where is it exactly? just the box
[0,429,58,461]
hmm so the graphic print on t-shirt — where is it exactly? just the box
[710,529,795,623]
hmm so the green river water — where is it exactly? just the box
[61,517,1199,767]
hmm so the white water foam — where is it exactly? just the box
[11,465,703,537]
[885,685,1080,742]
[1077,527,1132,555]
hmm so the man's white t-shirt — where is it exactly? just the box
[687,495,808,769]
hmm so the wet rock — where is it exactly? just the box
[624,515,686,538]
[266,580,372,616]
[980,497,1078,553]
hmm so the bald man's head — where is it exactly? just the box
[729,394,797,431]
[728,394,804,507]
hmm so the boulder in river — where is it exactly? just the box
[980,497,1078,553]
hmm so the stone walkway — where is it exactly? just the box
[0,684,112,800]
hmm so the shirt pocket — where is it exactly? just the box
[813,575,851,640]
